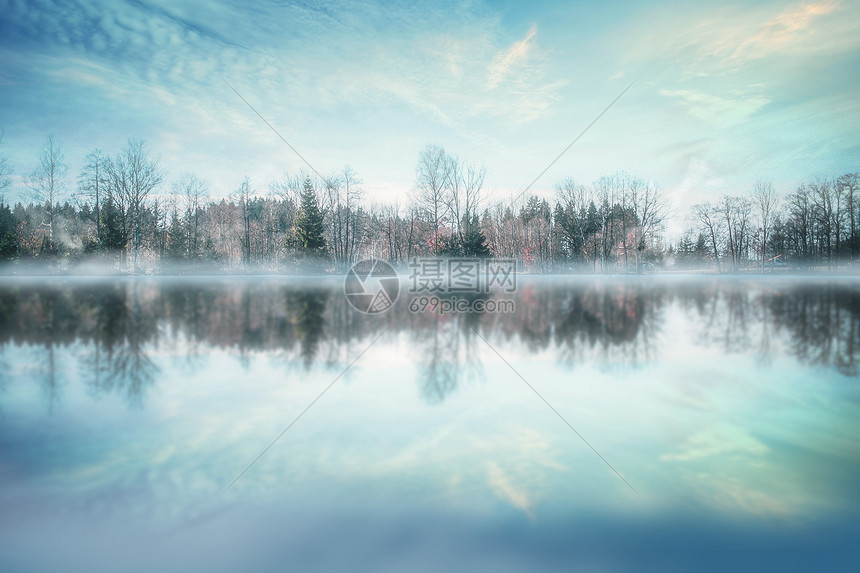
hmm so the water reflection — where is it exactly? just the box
[286,289,329,367]
[1,276,859,571]
[0,277,859,410]
[770,284,860,376]
[415,318,485,403]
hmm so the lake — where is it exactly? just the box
[0,275,858,571]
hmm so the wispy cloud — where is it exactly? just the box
[487,24,538,89]
[729,0,842,62]
[632,0,859,74]
[486,460,535,518]
[689,473,792,519]
[661,423,769,462]
[660,87,771,126]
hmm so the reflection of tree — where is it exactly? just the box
[1,278,859,412]
[0,355,6,417]
[0,288,15,416]
[687,283,752,354]
[34,288,65,410]
[408,291,488,404]
[83,283,158,406]
[769,284,860,376]
[415,315,484,404]
[677,281,860,376]
[42,343,60,411]
[552,282,661,369]
[286,288,329,368]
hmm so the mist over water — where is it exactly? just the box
[1,276,859,571]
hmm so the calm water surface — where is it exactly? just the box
[0,276,858,571]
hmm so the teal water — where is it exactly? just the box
[0,276,858,571]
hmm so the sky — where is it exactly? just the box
[0,0,858,236]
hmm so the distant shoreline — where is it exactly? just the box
[3,265,860,279]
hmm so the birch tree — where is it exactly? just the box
[415,145,449,254]
[752,181,777,269]
[77,149,108,246]
[27,135,68,251]
[108,139,162,270]
[0,129,11,200]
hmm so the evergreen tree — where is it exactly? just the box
[675,233,694,267]
[0,201,18,261]
[436,233,462,257]
[166,211,187,260]
[694,232,709,264]
[461,214,491,257]
[521,195,543,224]
[99,195,127,253]
[585,200,601,268]
[293,177,328,259]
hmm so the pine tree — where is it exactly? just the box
[293,177,328,260]
[461,214,491,257]
[694,232,709,264]
[166,211,187,260]
[0,200,18,261]
[99,195,127,254]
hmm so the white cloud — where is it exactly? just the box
[486,460,535,518]
[726,0,848,63]
[487,24,538,89]
[661,423,769,461]
[630,0,859,75]
[690,473,791,519]
[660,88,770,126]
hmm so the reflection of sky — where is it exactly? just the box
[1,281,860,570]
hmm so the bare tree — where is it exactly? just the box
[236,177,253,267]
[415,145,449,254]
[323,165,363,266]
[0,129,12,200]
[460,160,486,246]
[719,195,753,272]
[77,149,108,245]
[809,178,837,269]
[443,153,486,250]
[172,173,208,260]
[594,175,624,270]
[628,176,667,272]
[27,135,68,250]
[752,181,777,270]
[554,177,590,264]
[107,138,162,270]
[694,201,723,273]
[837,173,859,259]
[786,185,813,264]
[445,154,463,242]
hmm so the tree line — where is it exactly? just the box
[0,132,857,272]
[679,175,860,271]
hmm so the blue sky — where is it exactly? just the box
[0,0,858,231]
